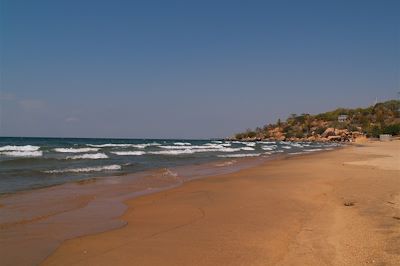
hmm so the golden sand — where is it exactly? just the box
[42,141,400,265]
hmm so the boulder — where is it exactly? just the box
[322,128,335,137]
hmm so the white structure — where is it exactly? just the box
[338,115,348,123]
[379,134,392,141]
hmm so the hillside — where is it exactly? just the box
[231,100,400,142]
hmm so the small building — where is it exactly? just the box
[338,115,348,123]
[379,134,392,141]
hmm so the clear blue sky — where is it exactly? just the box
[1,0,399,138]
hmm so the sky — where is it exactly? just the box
[1,0,399,139]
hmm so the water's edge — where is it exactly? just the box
[0,148,341,266]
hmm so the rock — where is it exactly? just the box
[327,135,342,141]
[322,128,335,137]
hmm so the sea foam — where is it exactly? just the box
[218,153,261,158]
[0,151,43,157]
[66,153,108,160]
[111,151,146,156]
[0,145,40,152]
[149,149,194,155]
[54,147,100,153]
[173,142,191,146]
[45,164,121,174]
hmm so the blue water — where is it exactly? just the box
[0,137,340,194]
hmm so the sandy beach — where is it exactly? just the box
[39,141,400,265]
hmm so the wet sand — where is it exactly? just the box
[42,141,400,265]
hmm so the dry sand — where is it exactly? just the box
[39,141,399,265]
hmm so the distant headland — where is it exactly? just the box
[229,100,400,142]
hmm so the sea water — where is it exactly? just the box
[0,137,340,194]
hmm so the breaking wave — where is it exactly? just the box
[241,147,255,151]
[0,145,40,152]
[111,151,146,156]
[149,149,195,155]
[218,153,261,158]
[45,164,121,174]
[54,147,100,153]
[0,151,43,157]
[173,142,191,146]
[87,143,160,148]
[66,153,108,160]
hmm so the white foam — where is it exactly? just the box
[261,146,276,151]
[245,142,256,147]
[241,147,255,151]
[87,143,160,149]
[219,147,241,152]
[54,147,100,153]
[160,144,225,150]
[173,142,191,146]
[258,141,276,144]
[66,153,108,160]
[218,153,261,158]
[45,164,121,174]
[111,151,146,156]
[157,146,241,153]
[290,143,304,148]
[161,168,178,177]
[221,143,231,147]
[87,143,132,148]
[281,146,292,149]
[159,145,195,149]
[0,145,40,152]
[149,149,194,155]
[289,152,307,155]
[0,151,43,157]
[215,160,237,167]
[303,149,323,152]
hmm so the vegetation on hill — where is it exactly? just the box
[233,100,400,141]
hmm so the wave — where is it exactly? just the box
[215,160,237,167]
[303,149,323,152]
[289,152,307,155]
[241,147,255,151]
[159,145,224,150]
[87,143,160,148]
[244,142,256,147]
[160,168,178,177]
[289,143,304,148]
[281,146,292,149]
[45,164,121,174]
[261,146,276,151]
[155,146,242,154]
[149,149,195,155]
[54,147,100,153]
[0,151,43,157]
[111,151,146,156]
[218,153,261,158]
[0,145,40,152]
[66,153,108,160]
[221,143,231,147]
[173,142,191,146]
[87,143,132,148]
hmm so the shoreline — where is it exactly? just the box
[0,152,289,266]
[1,142,399,265]
[43,141,399,265]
